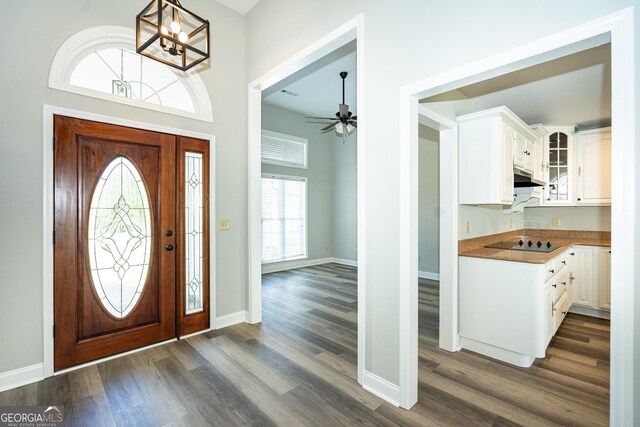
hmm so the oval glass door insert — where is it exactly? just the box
[88,157,152,318]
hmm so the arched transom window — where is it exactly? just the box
[50,26,212,122]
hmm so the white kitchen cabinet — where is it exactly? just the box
[529,124,548,199]
[598,248,612,310]
[458,106,539,205]
[567,245,611,315]
[459,248,571,367]
[576,127,611,205]
[568,246,595,307]
[542,126,575,205]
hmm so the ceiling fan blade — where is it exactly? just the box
[321,122,339,132]
[305,116,339,120]
[348,121,357,128]
[306,121,337,124]
[351,115,357,120]
[339,104,349,117]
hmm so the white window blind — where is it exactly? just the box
[261,174,307,263]
[261,130,308,168]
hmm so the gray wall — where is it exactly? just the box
[418,126,439,274]
[0,0,246,374]
[261,103,335,263]
[331,135,358,261]
[245,0,639,398]
[261,103,358,264]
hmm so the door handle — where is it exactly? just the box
[165,244,174,251]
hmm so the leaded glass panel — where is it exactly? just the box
[185,152,204,314]
[88,157,152,319]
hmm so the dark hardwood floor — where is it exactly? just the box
[0,264,609,426]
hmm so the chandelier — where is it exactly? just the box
[136,0,210,72]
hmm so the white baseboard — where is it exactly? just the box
[331,257,358,267]
[262,257,334,274]
[418,271,440,281]
[362,370,400,407]
[214,310,248,329]
[0,363,44,393]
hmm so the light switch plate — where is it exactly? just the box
[219,219,230,231]
[551,217,561,226]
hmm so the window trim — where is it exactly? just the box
[260,173,308,264]
[49,26,213,123]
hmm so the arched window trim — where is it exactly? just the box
[49,26,213,123]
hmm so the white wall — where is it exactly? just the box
[418,126,439,274]
[524,206,611,231]
[0,0,246,375]
[459,206,525,239]
[261,103,335,263]
[245,0,639,392]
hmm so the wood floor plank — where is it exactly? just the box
[0,263,609,426]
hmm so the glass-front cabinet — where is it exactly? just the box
[543,126,574,205]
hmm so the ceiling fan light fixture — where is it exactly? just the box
[335,123,345,134]
[346,123,355,133]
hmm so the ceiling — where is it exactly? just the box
[216,0,260,15]
[420,44,611,129]
[262,41,357,118]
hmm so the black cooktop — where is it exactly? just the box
[485,238,560,253]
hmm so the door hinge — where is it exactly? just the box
[53,325,56,338]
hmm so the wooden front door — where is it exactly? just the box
[54,116,198,370]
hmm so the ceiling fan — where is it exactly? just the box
[306,71,357,141]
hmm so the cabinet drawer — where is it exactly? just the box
[545,253,568,281]
[553,292,570,333]
[550,268,570,305]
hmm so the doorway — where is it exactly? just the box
[53,115,210,370]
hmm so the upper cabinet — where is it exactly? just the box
[576,127,611,205]
[540,126,611,206]
[543,127,574,205]
[458,106,541,205]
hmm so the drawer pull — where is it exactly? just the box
[549,269,555,274]
[562,310,567,315]
[561,261,566,265]
[552,284,557,288]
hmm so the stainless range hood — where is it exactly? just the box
[513,167,545,187]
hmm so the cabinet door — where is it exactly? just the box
[524,139,535,171]
[569,247,595,308]
[598,248,612,310]
[514,131,526,169]
[544,128,573,205]
[576,130,611,205]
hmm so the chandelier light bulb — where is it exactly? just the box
[178,31,189,43]
[170,20,182,34]
[160,26,169,35]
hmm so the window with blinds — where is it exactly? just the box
[261,174,307,263]
[261,130,308,169]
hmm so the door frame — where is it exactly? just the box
[42,104,216,378]
[247,15,365,384]
[397,7,635,422]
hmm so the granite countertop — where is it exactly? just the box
[458,229,611,264]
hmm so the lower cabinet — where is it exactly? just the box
[567,245,611,314]
[459,249,571,367]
